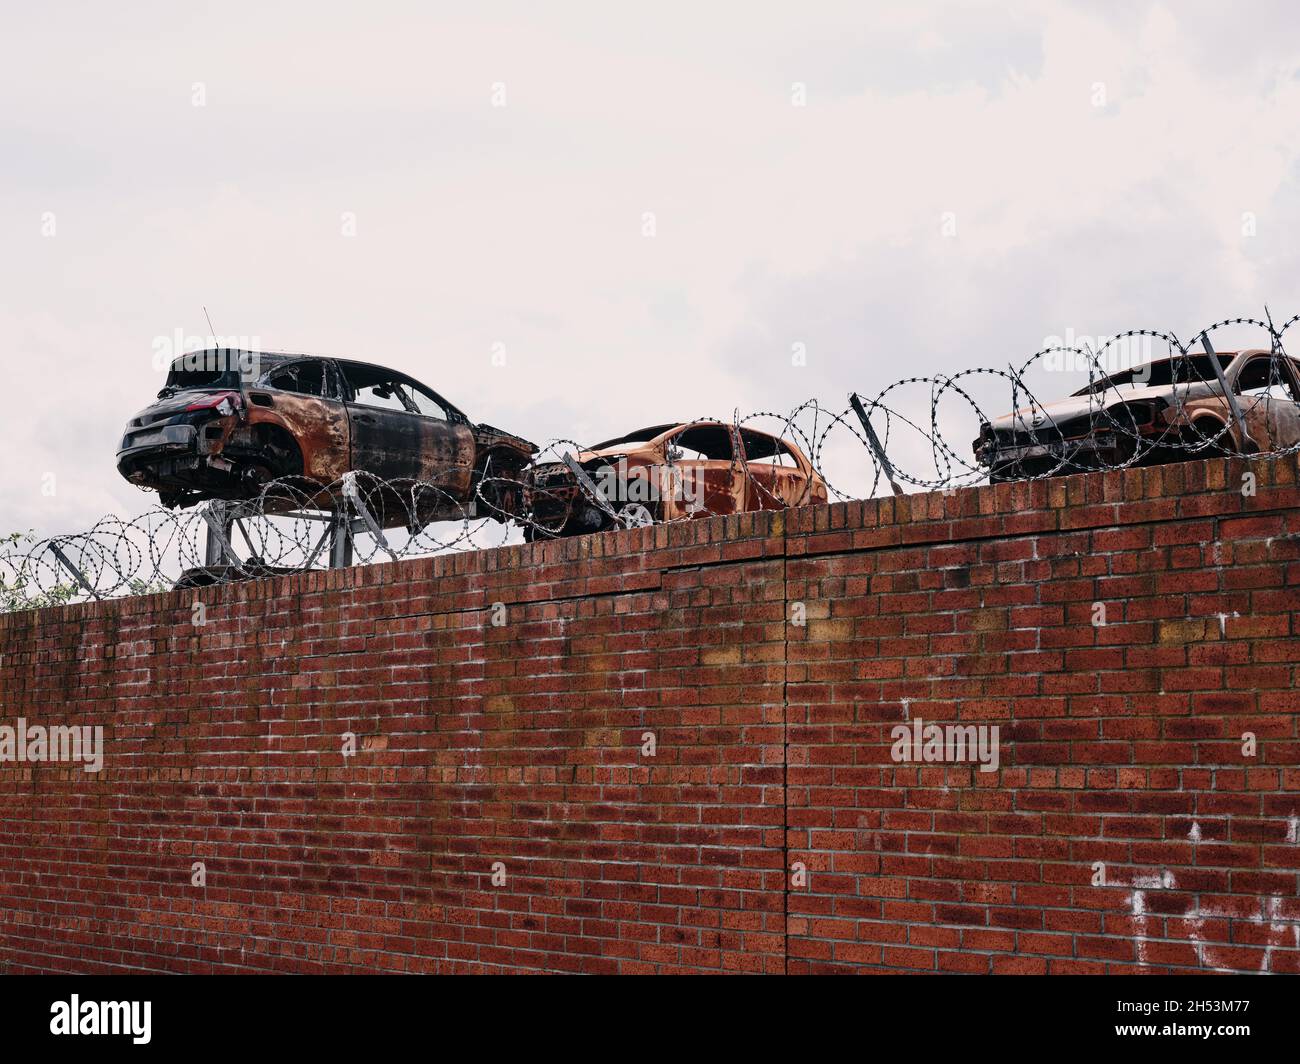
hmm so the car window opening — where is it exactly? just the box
[1236,356,1299,400]
[740,429,798,466]
[669,425,734,462]
[268,362,326,397]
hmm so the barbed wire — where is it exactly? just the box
[4,314,1298,612]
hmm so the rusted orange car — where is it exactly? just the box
[117,350,536,524]
[525,421,827,538]
[974,348,1300,481]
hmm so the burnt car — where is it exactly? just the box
[526,421,828,538]
[974,349,1300,481]
[118,349,536,525]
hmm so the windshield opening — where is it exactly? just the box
[163,350,258,394]
[1072,354,1235,395]
[590,424,677,450]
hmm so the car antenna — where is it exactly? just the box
[203,305,219,348]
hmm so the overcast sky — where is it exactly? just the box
[3,0,1300,536]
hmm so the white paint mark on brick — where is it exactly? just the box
[1133,870,1174,890]
[1215,611,1239,636]
[1129,890,1150,968]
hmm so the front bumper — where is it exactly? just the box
[116,415,240,493]
[525,465,608,532]
[526,478,581,521]
[117,423,197,461]
[976,431,1120,469]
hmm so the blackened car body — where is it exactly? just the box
[118,349,536,525]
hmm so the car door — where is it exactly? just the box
[400,377,476,498]
[254,358,351,482]
[340,364,475,491]
[1233,354,1300,452]
[659,423,743,520]
[738,427,811,510]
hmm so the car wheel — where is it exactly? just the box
[616,502,655,528]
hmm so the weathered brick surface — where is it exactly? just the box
[1,456,1297,973]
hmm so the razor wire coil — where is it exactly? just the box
[4,315,1298,611]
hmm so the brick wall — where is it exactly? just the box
[1,456,1297,974]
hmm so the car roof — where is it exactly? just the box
[589,420,766,449]
[587,420,807,461]
[1067,349,1288,397]
[177,350,469,420]
[179,349,433,376]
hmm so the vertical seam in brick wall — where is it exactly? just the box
[780,516,790,976]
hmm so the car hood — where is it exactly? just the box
[988,381,1212,432]
[529,442,657,478]
[127,388,234,423]
[471,422,537,455]
[555,442,658,467]
[581,442,654,462]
